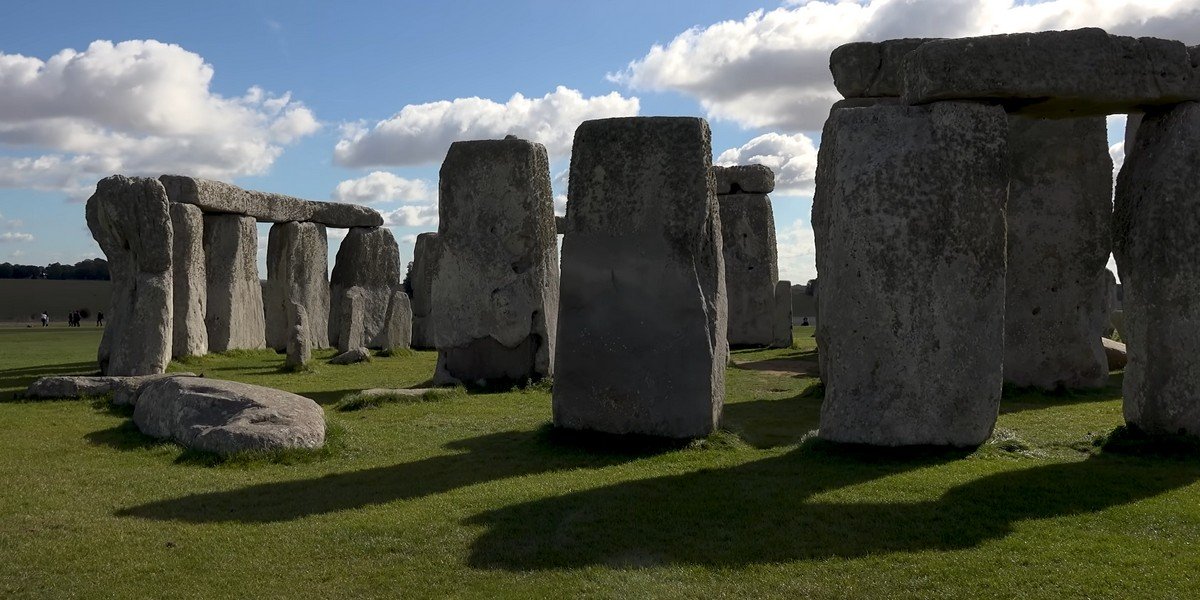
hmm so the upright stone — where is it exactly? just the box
[554,117,727,439]
[204,214,266,352]
[431,136,559,385]
[772,280,793,349]
[813,102,1008,446]
[382,290,413,351]
[1004,115,1112,390]
[285,302,311,370]
[1114,101,1200,436]
[335,286,366,353]
[265,222,330,351]
[169,203,207,358]
[409,232,442,349]
[86,176,173,375]
[329,226,402,349]
[717,188,779,347]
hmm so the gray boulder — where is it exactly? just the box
[409,232,442,349]
[382,290,412,351]
[431,137,559,385]
[830,38,939,98]
[265,221,330,351]
[1114,101,1200,436]
[328,226,402,349]
[902,29,1200,116]
[22,373,196,405]
[160,175,382,228]
[712,164,776,194]
[170,203,207,358]
[718,191,778,347]
[772,280,793,349]
[86,175,173,376]
[330,347,371,365]
[1003,115,1111,390]
[203,214,266,352]
[813,101,1008,446]
[285,303,311,370]
[133,377,326,455]
[553,117,727,439]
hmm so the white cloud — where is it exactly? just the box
[716,132,818,196]
[334,86,639,167]
[332,171,433,204]
[611,0,1200,131]
[0,40,320,197]
[0,232,34,243]
[775,218,816,283]
[382,205,439,228]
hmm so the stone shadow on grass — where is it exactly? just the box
[115,425,685,524]
[999,372,1124,416]
[465,449,1199,569]
[721,394,821,449]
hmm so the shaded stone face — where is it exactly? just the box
[169,202,207,359]
[553,116,727,439]
[409,232,442,349]
[712,165,776,194]
[1114,101,1200,436]
[265,222,330,351]
[718,193,779,347]
[335,286,366,353]
[813,101,1008,447]
[1004,115,1112,390]
[772,280,793,349]
[830,38,939,98]
[382,290,413,351]
[328,226,402,349]
[285,302,311,370]
[430,136,559,385]
[902,29,1200,116]
[159,175,382,228]
[85,175,173,376]
[203,214,266,352]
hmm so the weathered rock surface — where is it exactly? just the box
[21,372,190,401]
[133,377,325,455]
[203,214,266,351]
[813,101,1008,446]
[86,175,173,375]
[330,347,371,365]
[830,38,938,98]
[1114,101,1200,436]
[355,387,456,400]
[285,303,311,370]
[1103,338,1128,371]
[772,280,793,349]
[718,192,778,346]
[431,137,559,385]
[159,175,381,228]
[265,222,329,351]
[553,117,727,439]
[328,227,402,349]
[382,290,412,350]
[409,232,442,349]
[1004,115,1112,390]
[335,286,366,353]
[902,29,1200,116]
[712,164,776,194]
[170,203,207,358]
[555,215,566,235]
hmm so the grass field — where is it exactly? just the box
[1,325,1199,598]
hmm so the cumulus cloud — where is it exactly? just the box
[0,232,34,243]
[333,86,639,167]
[611,0,1200,131]
[382,205,439,228]
[0,40,320,197]
[716,132,818,196]
[776,218,816,283]
[332,171,433,204]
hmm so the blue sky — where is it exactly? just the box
[0,0,1197,282]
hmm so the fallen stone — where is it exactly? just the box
[328,226,402,349]
[159,175,381,228]
[264,221,330,351]
[718,191,778,346]
[902,28,1200,116]
[1114,100,1200,436]
[1004,115,1111,390]
[133,377,325,455]
[813,101,1008,446]
[382,290,412,351]
[409,232,442,349]
[1103,338,1128,371]
[830,38,939,98]
[203,214,266,352]
[553,117,727,439]
[357,387,456,399]
[713,164,775,194]
[170,202,207,358]
[771,280,793,349]
[86,175,173,376]
[431,136,559,385]
[285,303,311,370]
[22,373,197,405]
[330,347,371,365]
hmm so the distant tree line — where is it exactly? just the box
[0,258,110,280]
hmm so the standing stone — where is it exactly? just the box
[553,117,727,439]
[382,290,413,351]
[1004,115,1112,390]
[169,203,207,358]
[409,232,442,349]
[329,226,402,349]
[1114,101,1200,436]
[431,136,559,385]
[335,286,366,353]
[717,190,779,347]
[85,175,173,375]
[203,214,266,352]
[813,102,1008,446]
[285,302,311,370]
[772,280,793,349]
[265,222,330,351]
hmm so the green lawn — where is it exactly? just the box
[1,325,1198,598]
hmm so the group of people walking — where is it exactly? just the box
[40,310,103,327]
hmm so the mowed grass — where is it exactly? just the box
[2,326,1200,598]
